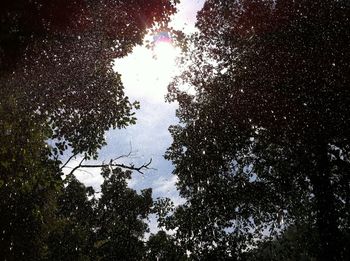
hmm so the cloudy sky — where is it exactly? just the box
[65,0,205,233]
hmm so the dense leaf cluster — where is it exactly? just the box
[46,168,187,261]
[0,0,182,260]
[1,0,350,260]
[166,0,350,260]
[47,168,152,261]
[0,0,177,157]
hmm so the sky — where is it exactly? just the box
[64,0,205,234]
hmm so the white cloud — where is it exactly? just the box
[153,175,178,194]
[170,0,205,34]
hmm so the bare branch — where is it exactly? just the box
[69,156,87,175]
[113,150,133,161]
[69,158,153,175]
[112,142,138,161]
[63,166,97,176]
[60,153,78,170]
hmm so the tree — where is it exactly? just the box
[166,0,350,260]
[0,95,62,260]
[146,198,188,260]
[0,0,178,157]
[246,225,319,261]
[0,0,178,259]
[46,175,96,261]
[95,167,153,260]
[146,230,188,261]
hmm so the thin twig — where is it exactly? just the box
[69,156,86,175]
[60,152,78,170]
[113,150,133,161]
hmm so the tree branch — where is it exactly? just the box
[68,156,87,175]
[68,158,152,175]
[60,152,79,170]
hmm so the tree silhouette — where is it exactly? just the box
[0,97,61,260]
[167,0,350,260]
[47,175,96,261]
[0,0,177,157]
[0,1,178,259]
[95,167,153,260]
[146,230,188,261]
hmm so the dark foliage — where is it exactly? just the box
[95,167,153,260]
[146,230,188,261]
[47,175,96,261]
[0,96,62,260]
[166,0,350,260]
[0,0,177,157]
[0,0,177,260]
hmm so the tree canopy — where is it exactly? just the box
[166,0,350,260]
[0,0,178,260]
[0,0,178,157]
[1,0,350,260]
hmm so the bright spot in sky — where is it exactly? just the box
[113,34,180,102]
[153,40,177,71]
[74,0,206,235]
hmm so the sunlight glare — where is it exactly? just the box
[153,41,178,74]
[114,35,180,102]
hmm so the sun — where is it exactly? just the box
[153,40,178,72]
[113,32,180,101]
